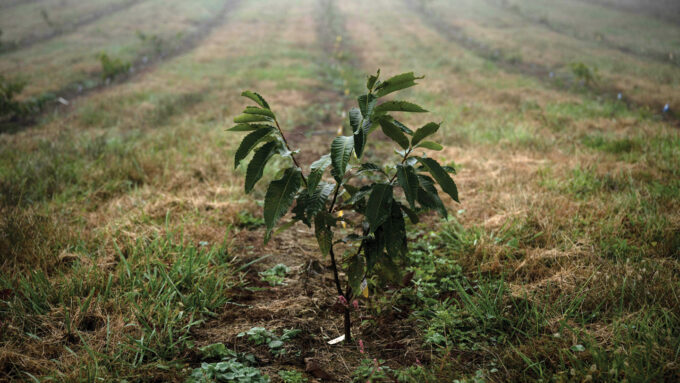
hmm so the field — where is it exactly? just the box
[1,0,679,381]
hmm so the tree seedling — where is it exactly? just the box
[229,70,459,342]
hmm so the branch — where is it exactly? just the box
[273,117,308,187]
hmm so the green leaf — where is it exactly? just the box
[416,174,447,218]
[374,101,427,115]
[234,113,272,123]
[353,121,366,159]
[241,91,270,109]
[357,162,385,175]
[375,255,401,284]
[228,123,275,132]
[365,183,393,232]
[374,72,423,98]
[343,184,359,196]
[411,122,440,146]
[347,255,365,294]
[243,106,275,119]
[308,154,331,191]
[398,202,419,224]
[268,340,284,349]
[416,141,443,150]
[443,165,456,174]
[416,157,459,203]
[228,124,259,132]
[378,117,410,149]
[384,202,407,259]
[234,127,274,168]
[392,119,414,135]
[366,69,380,90]
[264,168,302,243]
[314,212,334,257]
[245,141,278,193]
[292,193,310,226]
[358,94,377,118]
[345,185,372,206]
[305,182,334,218]
[273,220,296,236]
[330,136,354,182]
[349,108,362,132]
[363,227,385,271]
[396,164,419,209]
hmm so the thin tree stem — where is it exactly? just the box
[329,244,352,342]
[273,117,307,186]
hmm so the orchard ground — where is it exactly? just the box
[1,0,679,381]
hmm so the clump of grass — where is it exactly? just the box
[378,216,680,381]
[581,134,639,155]
[0,207,71,272]
[0,75,30,124]
[99,53,131,81]
[0,133,152,208]
[570,61,599,87]
[0,230,239,380]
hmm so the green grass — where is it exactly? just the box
[0,229,238,380]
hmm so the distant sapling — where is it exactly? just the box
[229,70,459,342]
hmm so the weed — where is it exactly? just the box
[570,61,599,87]
[99,53,131,81]
[137,31,166,55]
[0,75,29,123]
[186,360,269,383]
[0,207,70,272]
[198,343,258,366]
[237,327,300,356]
[236,210,265,230]
[581,134,639,155]
[0,230,239,379]
[278,370,308,383]
[259,263,290,286]
[352,358,392,383]
[0,133,150,208]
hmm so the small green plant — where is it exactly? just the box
[237,327,300,356]
[188,343,265,382]
[278,370,308,383]
[570,61,599,86]
[352,359,392,383]
[198,343,258,365]
[187,360,269,383]
[0,75,28,123]
[236,210,265,230]
[259,263,289,286]
[199,343,238,360]
[98,53,131,80]
[229,70,458,341]
[137,30,165,55]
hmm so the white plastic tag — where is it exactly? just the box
[327,334,345,344]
